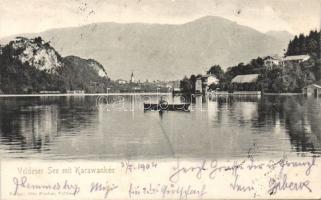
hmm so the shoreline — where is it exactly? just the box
[0,92,306,97]
[208,91,304,96]
[0,92,172,97]
[263,93,303,96]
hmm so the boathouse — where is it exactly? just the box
[195,77,202,94]
[303,84,321,97]
[231,74,260,91]
[231,74,260,84]
[66,90,85,94]
[194,74,219,94]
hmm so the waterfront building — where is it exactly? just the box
[303,84,321,97]
[195,77,202,94]
[263,55,283,69]
[202,74,219,86]
[194,74,219,94]
[231,74,260,84]
[39,91,61,94]
[66,90,85,94]
[281,55,310,65]
[202,74,219,94]
[117,79,127,84]
[231,74,260,91]
[263,54,311,69]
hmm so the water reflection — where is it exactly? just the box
[0,94,320,159]
[257,96,321,154]
[0,100,59,154]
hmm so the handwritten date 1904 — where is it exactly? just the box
[120,161,158,174]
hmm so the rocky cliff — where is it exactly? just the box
[0,37,109,94]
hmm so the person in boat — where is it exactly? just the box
[159,96,168,110]
[159,96,167,105]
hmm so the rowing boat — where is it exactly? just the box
[143,103,190,111]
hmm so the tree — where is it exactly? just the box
[179,76,192,94]
[286,30,320,57]
[190,74,197,92]
[207,65,224,79]
[34,36,43,44]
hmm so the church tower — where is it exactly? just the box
[130,72,135,83]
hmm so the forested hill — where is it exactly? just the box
[286,30,320,57]
[180,30,321,94]
[0,37,110,94]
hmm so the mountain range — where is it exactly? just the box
[0,16,292,81]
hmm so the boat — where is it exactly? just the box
[143,103,190,111]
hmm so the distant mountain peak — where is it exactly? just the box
[184,15,235,25]
[1,17,290,80]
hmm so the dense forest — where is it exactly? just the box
[261,30,321,93]
[180,30,321,94]
[286,30,320,57]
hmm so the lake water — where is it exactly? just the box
[0,94,320,160]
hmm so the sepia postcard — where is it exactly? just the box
[0,0,321,199]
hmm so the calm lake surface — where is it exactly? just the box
[0,94,320,160]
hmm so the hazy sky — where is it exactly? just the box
[0,0,320,38]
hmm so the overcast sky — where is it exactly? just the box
[0,0,320,38]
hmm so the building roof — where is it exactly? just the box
[283,55,310,61]
[202,74,218,81]
[231,74,260,84]
[304,84,321,89]
[264,54,283,60]
[203,73,217,78]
